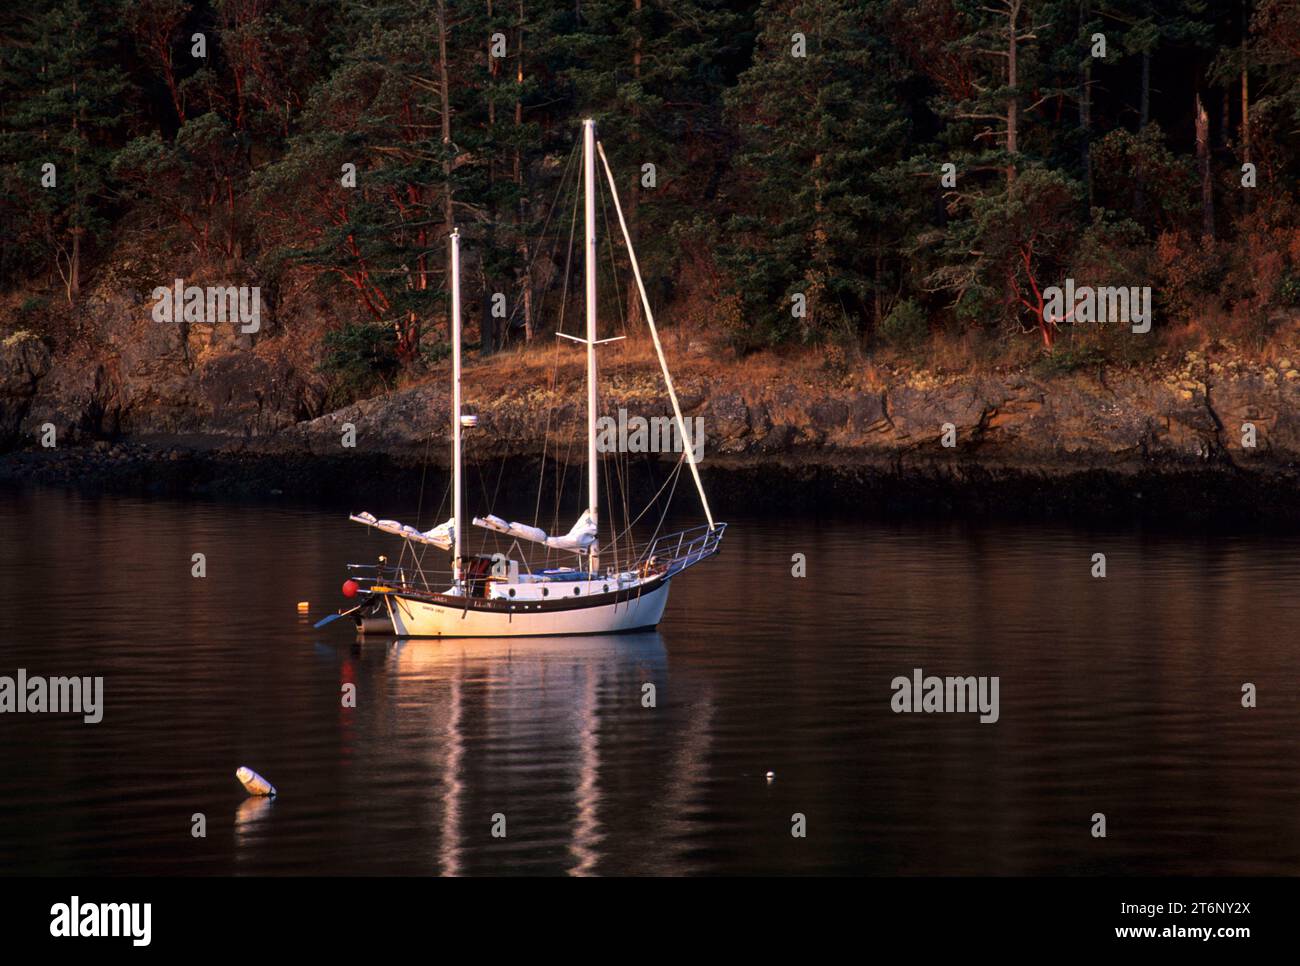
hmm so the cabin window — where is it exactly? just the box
[603,585,609,593]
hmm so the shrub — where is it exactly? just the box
[320,321,399,405]
[1154,230,1222,324]
[880,298,928,349]
[1036,340,1106,374]
[1280,270,1300,306]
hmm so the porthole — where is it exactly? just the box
[603,584,609,593]
[542,588,549,597]
[573,587,581,596]
[508,588,516,598]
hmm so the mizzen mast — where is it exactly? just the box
[450,227,465,590]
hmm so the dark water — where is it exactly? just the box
[2,485,1298,875]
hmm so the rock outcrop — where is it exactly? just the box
[234,351,1300,479]
[0,331,52,447]
[5,282,1300,519]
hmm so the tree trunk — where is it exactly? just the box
[1080,2,1092,208]
[70,77,82,301]
[227,177,240,266]
[1140,52,1150,127]
[1005,0,1020,185]
[1195,93,1214,241]
[481,270,495,355]
[1240,20,1250,163]
[487,0,497,183]
[1134,50,1150,218]
[481,0,497,355]
[438,0,455,263]
[163,55,184,124]
[69,228,82,301]
[516,0,533,343]
[1241,23,1251,214]
[625,0,644,330]
[873,250,883,329]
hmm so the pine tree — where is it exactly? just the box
[253,0,480,360]
[903,0,1085,344]
[0,0,128,301]
[546,0,742,329]
[721,0,915,349]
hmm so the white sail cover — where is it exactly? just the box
[421,518,456,550]
[473,514,546,544]
[350,511,455,550]
[472,509,597,552]
[545,509,598,551]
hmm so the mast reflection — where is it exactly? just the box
[385,632,670,875]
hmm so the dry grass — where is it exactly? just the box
[451,320,843,398]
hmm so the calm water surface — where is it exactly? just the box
[1,486,1298,875]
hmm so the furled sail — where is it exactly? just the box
[421,518,455,550]
[472,509,597,552]
[350,511,455,550]
[545,509,597,551]
[473,514,547,544]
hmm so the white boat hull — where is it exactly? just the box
[377,580,671,638]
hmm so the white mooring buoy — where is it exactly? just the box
[236,766,277,797]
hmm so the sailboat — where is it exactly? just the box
[318,119,725,638]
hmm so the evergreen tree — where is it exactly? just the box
[546,0,742,328]
[0,0,128,301]
[1,0,1298,358]
[721,0,916,349]
[253,0,478,360]
[907,0,1086,343]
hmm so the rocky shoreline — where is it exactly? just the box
[4,439,1300,529]
[6,323,1300,523]
[3,428,1300,528]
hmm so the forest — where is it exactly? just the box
[2,0,1299,404]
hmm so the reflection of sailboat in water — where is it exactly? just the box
[380,632,692,875]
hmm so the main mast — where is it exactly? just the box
[583,118,599,574]
[450,227,464,590]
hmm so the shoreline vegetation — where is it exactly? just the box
[3,1,1300,522]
